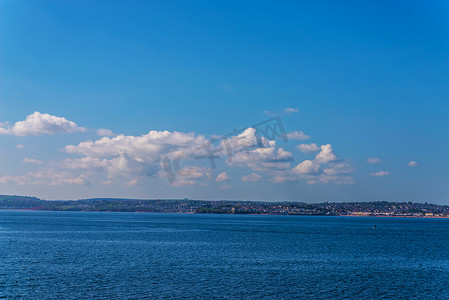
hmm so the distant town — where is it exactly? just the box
[0,195,448,217]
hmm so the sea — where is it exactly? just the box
[0,211,448,299]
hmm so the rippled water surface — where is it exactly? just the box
[1,211,448,299]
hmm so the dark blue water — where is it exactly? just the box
[1,211,448,299]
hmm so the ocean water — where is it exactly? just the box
[0,211,448,299]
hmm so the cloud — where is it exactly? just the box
[4,118,349,187]
[366,157,381,164]
[288,143,353,184]
[323,162,353,176]
[0,169,89,186]
[63,130,209,179]
[241,173,262,182]
[16,144,24,149]
[297,143,320,153]
[23,158,43,165]
[408,161,418,167]
[282,107,299,114]
[60,126,299,186]
[125,179,138,186]
[315,144,337,164]
[216,171,230,182]
[218,127,270,154]
[264,107,299,116]
[270,175,297,183]
[287,131,310,140]
[0,112,86,136]
[0,175,28,185]
[231,142,293,164]
[96,128,115,136]
[166,166,212,187]
[304,174,355,185]
[177,166,211,180]
[292,160,320,174]
[220,128,293,171]
[370,171,390,177]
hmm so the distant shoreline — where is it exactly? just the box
[2,196,448,218]
[1,208,449,219]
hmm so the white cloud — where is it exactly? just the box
[231,143,293,164]
[63,130,209,179]
[323,162,353,176]
[287,131,310,140]
[216,171,230,182]
[0,112,86,136]
[218,128,270,155]
[315,144,337,164]
[23,158,43,165]
[366,157,381,164]
[241,173,262,182]
[288,147,353,184]
[408,161,418,167]
[292,160,320,174]
[59,126,299,186]
[16,144,24,149]
[220,129,293,172]
[370,171,390,177]
[96,128,115,136]
[177,166,211,180]
[297,143,320,153]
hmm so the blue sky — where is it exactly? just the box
[0,1,448,203]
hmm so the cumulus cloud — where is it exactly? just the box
[63,130,209,179]
[23,158,43,165]
[0,112,86,136]
[366,157,381,164]
[59,126,299,186]
[292,160,320,174]
[287,142,353,184]
[241,173,262,182]
[217,128,293,171]
[2,116,353,187]
[216,171,230,182]
[218,128,269,154]
[323,162,353,176]
[408,161,418,167]
[370,171,390,177]
[231,143,293,164]
[315,144,337,164]
[177,166,211,180]
[297,143,320,153]
[287,131,310,140]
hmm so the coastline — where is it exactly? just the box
[1,209,448,218]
